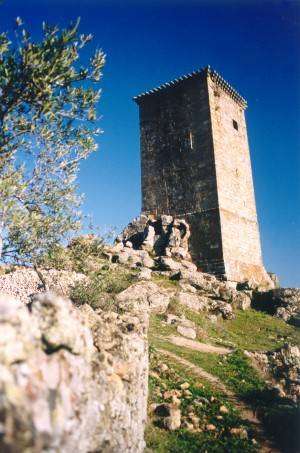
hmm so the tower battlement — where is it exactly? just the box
[134,66,247,108]
[134,67,270,284]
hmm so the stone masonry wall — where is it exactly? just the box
[207,75,265,282]
[138,74,225,275]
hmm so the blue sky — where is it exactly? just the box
[1,0,299,286]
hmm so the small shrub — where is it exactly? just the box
[37,235,106,273]
[70,266,136,309]
[37,244,73,271]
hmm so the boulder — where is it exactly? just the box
[164,407,181,430]
[155,256,182,272]
[210,300,234,320]
[177,325,197,339]
[232,291,252,311]
[137,267,152,281]
[177,291,207,312]
[0,268,87,304]
[116,281,173,314]
[154,403,181,431]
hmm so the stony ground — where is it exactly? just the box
[0,225,299,452]
[147,299,300,453]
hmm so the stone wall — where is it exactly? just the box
[0,291,148,452]
[207,75,264,283]
[137,72,224,275]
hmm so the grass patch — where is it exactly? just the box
[149,313,178,340]
[166,301,300,351]
[146,350,258,452]
[150,312,300,453]
[152,273,180,289]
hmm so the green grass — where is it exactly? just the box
[146,351,258,453]
[165,302,300,351]
[149,313,300,453]
[152,273,180,289]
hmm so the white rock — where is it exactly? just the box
[177,325,197,339]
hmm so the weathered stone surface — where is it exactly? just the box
[155,256,182,272]
[163,407,181,431]
[111,247,155,269]
[231,291,252,311]
[0,268,86,304]
[154,403,181,431]
[171,268,218,293]
[177,291,206,312]
[0,292,148,452]
[177,325,197,340]
[119,215,191,261]
[116,281,173,314]
[210,300,234,319]
[250,343,300,402]
[137,267,152,281]
[268,272,280,288]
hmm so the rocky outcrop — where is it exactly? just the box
[116,281,174,314]
[250,344,300,403]
[0,292,148,452]
[253,288,300,325]
[0,268,86,304]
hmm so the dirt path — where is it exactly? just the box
[157,348,280,453]
[168,335,232,355]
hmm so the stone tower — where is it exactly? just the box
[134,66,269,284]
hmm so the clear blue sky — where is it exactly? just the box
[1,0,300,287]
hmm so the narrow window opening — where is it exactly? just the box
[189,131,194,149]
[233,119,238,131]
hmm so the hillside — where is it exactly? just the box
[0,216,299,452]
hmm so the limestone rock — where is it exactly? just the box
[154,403,181,431]
[232,291,252,311]
[177,325,197,339]
[210,300,234,319]
[0,292,148,452]
[118,215,191,261]
[0,268,87,304]
[155,256,182,272]
[116,281,173,314]
[137,267,152,281]
[177,291,206,311]
[164,407,181,430]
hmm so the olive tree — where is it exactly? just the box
[0,18,105,266]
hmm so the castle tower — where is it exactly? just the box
[134,67,270,284]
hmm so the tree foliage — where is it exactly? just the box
[0,17,105,264]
